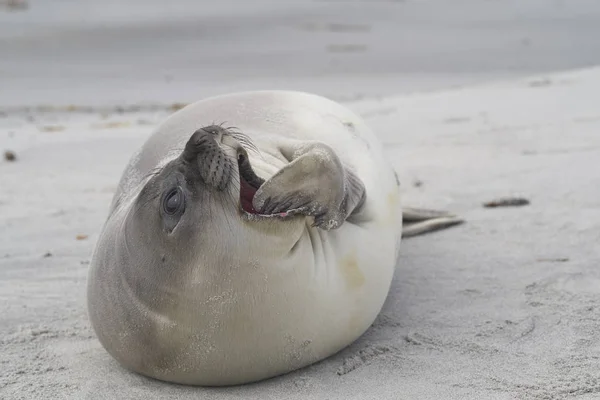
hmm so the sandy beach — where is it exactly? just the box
[2,1,600,399]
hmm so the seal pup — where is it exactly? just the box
[87,90,462,386]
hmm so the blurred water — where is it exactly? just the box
[1,0,600,107]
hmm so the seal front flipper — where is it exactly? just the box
[401,207,464,238]
[252,141,365,230]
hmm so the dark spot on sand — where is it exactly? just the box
[91,121,131,130]
[43,252,52,258]
[483,197,530,208]
[537,257,569,263]
[4,150,16,162]
[170,103,188,112]
[443,116,471,124]
[529,78,552,87]
[39,125,65,133]
[1,0,28,11]
[413,179,423,188]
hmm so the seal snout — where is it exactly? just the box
[181,125,267,215]
[180,126,234,191]
[181,127,217,163]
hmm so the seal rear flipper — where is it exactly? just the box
[251,141,365,230]
[401,207,464,238]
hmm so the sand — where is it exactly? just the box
[2,65,600,399]
[3,1,600,398]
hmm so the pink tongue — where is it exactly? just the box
[240,178,259,214]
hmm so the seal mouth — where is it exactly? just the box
[237,153,265,215]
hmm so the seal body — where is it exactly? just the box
[87,91,403,386]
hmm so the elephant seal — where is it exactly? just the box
[87,90,462,386]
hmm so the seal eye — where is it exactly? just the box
[163,187,184,215]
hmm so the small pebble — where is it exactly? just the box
[76,234,88,241]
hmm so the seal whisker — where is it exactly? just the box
[221,171,242,233]
[228,132,261,156]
